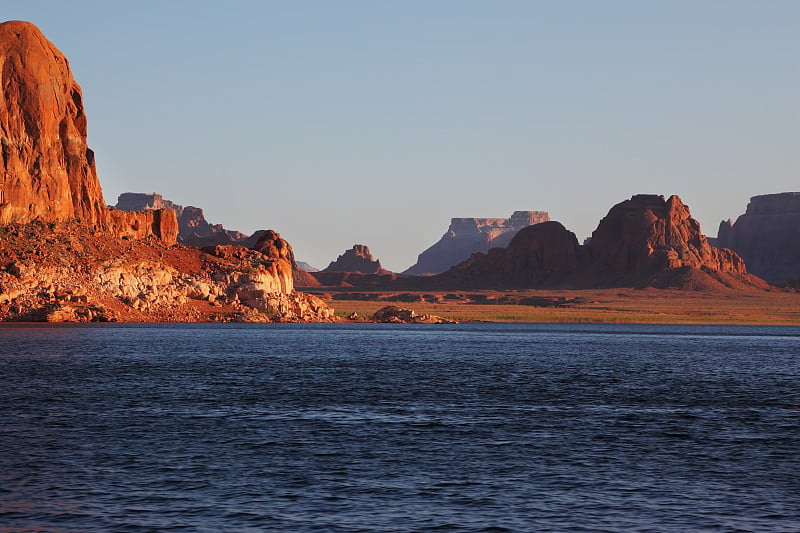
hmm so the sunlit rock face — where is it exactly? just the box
[714,193,800,284]
[0,21,106,226]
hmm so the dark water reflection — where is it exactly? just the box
[1,323,799,532]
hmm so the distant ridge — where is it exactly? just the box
[404,211,550,275]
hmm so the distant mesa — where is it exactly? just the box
[404,211,550,275]
[296,261,319,273]
[436,195,763,290]
[323,244,389,274]
[714,192,800,284]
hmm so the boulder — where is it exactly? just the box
[0,20,106,226]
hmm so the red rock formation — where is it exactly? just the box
[247,230,296,266]
[440,221,581,288]
[323,244,388,274]
[114,193,246,247]
[0,21,106,226]
[432,195,756,289]
[107,208,178,244]
[715,193,800,284]
[404,211,550,275]
[587,194,746,280]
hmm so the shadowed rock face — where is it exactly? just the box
[435,195,752,289]
[714,193,800,284]
[404,211,550,275]
[323,245,388,274]
[0,21,106,226]
[441,221,581,288]
[588,194,746,278]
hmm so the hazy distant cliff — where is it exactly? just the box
[715,193,800,284]
[404,211,550,275]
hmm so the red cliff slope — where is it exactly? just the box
[0,20,106,226]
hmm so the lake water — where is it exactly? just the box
[1,323,799,532]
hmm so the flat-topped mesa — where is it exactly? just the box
[116,192,184,218]
[323,244,388,274]
[715,192,800,284]
[404,210,550,275]
[0,20,106,226]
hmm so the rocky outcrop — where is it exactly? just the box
[0,21,106,227]
[435,195,758,289]
[714,193,800,284]
[107,208,178,244]
[115,193,245,247]
[371,305,456,324]
[0,222,334,322]
[404,211,550,275]
[323,244,388,274]
[587,194,746,280]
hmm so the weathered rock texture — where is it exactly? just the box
[0,22,334,322]
[107,208,178,244]
[0,20,106,226]
[0,222,334,322]
[404,211,550,275]
[323,244,388,274]
[115,193,245,247]
[436,195,759,289]
[714,193,800,284]
[587,194,746,280]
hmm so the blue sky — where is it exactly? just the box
[5,1,799,270]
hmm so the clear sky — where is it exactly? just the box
[5,1,799,271]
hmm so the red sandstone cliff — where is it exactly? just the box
[0,21,106,226]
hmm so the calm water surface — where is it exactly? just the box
[1,323,799,532]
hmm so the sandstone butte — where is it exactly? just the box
[323,244,389,275]
[0,20,333,323]
[714,192,800,284]
[431,194,765,290]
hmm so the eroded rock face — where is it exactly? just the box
[107,208,178,244]
[588,194,746,278]
[323,244,388,274]
[404,211,550,275]
[114,193,245,247]
[0,20,106,226]
[715,193,800,284]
